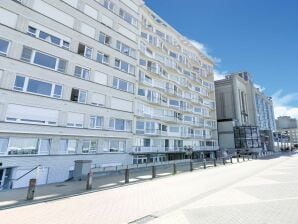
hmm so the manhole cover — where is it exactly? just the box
[129,215,158,224]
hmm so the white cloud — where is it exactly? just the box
[254,84,266,92]
[188,39,221,64]
[213,70,227,81]
[272,90,298,119]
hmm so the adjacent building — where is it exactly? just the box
[275,116,298,150]
[0,0,218,189]
[215,72,276,154]
[276,116,298,129]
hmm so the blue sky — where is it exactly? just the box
[144,0,298,118]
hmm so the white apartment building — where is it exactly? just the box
[0,0,218,189]
[131,6,218,164]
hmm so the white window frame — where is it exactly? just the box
[21,46,67,73]
[112,77,134,93]
[89,115,104,129]
[27,25,70,49]
[0,38,10,56]
[74,66,90,80]
[96,51,109,64]
[99,32,112,46]
[116,40,136,58]
[14,75,63,99]
[114,58,135,75]
[109,118,132,132]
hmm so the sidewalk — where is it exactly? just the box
[0,154,274,210]
[0,153,294,224]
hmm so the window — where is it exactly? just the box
[109,118,132,132]
[112,77,134,93]
[0,38,10,56]
[116,41,136,58]
[144,139,150,147]
[119,9,138,27]
[96,52,109,64]
[0,138,9,155]
[103,0,114,11]
[70,88,87,103]
[74,66,90,80]
[136,121,145,130]
[77,43,92,59]
[20,46,67,73]
[109,140,126,152]
[82,140,97,154]
[59,139,77,154]
[170,99,179,107]
[7,138,38,155]
[99,32,111,46]
[14,75,63,98]
[6,138,50,155]
[27,25,70,49]
[89,116,104,129]
[138,88,145,96]
[114,59,135,75]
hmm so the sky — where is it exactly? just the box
[144,0,298,118]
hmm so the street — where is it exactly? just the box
[0,153,297,224]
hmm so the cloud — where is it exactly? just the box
[254,84,266,92]
[272,90,298,119]
[213,70,227,81]
[188,39,221,64]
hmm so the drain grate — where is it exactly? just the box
[129,215,158,224]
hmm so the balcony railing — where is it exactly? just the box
[128,146,219,153]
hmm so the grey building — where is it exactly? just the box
[0,0,217,189]
[275,116,298,150]
[276,116,297,129]
[215,72,276,154]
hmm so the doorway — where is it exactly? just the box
[0,168,13,190]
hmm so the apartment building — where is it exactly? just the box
[0,0,143,189]
[275,116,298,150]
[276,116,298,129]
[131,6,218,164]
[215,72,276,154]
[0,0,218,189]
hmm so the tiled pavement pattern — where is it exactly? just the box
[148,153,298,224]
[0,153,296,224]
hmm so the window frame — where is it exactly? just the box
[0,38,10,56]
[14,75,63,99]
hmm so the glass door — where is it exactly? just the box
[0,169,4,190]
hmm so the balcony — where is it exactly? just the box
[129,146,185,154]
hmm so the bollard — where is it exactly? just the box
[26,178,36,200]
[243,156,245,162]
[237,155,240,163]
[172,163,177,175]
[230,157,233,164]
[152,166,156,179]
[189,161,193,172]
[203,160,206,169]
[86,172,93,190]
[125,168,129,184]
[214,158,217,167]
[222,158,226,165]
